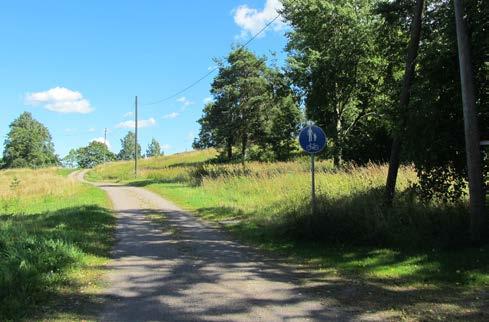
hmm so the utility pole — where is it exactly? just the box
[134,96,138,177]
[454,0,485,243]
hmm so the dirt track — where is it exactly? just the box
[71,171,370,321]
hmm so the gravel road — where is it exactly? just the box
[73,171,359,321]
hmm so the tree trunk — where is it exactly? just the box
[241,134,248,165]
[226,139,233,160]
[454,0,486,243]
[385,0,424,206]
[333,112,343,168]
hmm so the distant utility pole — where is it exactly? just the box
[454,0,485,243]
[135,96,138,177]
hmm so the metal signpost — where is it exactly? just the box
[299,123,327,215]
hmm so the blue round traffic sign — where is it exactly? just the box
[299,125,327,154]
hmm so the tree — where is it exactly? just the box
[195,48,271,163]
[118,131,141,160]
[2,112,59,168]
[194,48,303,162]
[76,141,115,168]
[282,0,383,167]
[454,0,486,242]
[62,148,79,168]
[384,0,425,205]
[265,68,303,160]
[62,141,115,168]
[146,138,162,157]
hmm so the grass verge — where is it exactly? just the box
[88,150,489,319]
[0,168,114,321]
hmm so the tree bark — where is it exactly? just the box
[333,110,343,168]
[385,0,424,206]
[241,133,248,165]
[454,0,486,243]
[226,139,233,160]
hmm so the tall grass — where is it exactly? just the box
[0,168,114,320]
[88,150,489,291]
[89,150,471,247]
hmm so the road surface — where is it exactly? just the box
[73,171,361,321]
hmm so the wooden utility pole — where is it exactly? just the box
[454,0,486,243]
[135,96,138,177]
[104,128,107,146]
[385,0,424,205]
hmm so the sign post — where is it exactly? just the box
[299,123,327,216]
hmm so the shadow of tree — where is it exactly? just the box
[159,189,489,320]
[98,202,488,321]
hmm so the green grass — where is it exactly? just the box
[87,149,488,291]
[87,150,489,319]
[0,168,115,321]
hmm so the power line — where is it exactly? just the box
[142,12,283,106]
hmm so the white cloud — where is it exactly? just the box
[177,96,193,107]
[161,144,172,151]
[25,86,93,114]
[116,117,156,129]
[233,0,286,38]
[92,137,111,149]
[88,127,96,132]
[162,112,179,119]
[203,97,213,104]
[123,111,134,118]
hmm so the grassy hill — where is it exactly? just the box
[0,168,114,321]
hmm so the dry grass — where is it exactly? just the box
[0,167,78,201]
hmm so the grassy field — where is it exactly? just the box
[87,150,488,291]
[0,168,114,321]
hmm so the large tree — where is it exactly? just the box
[195,48,302,162]
[196,48,271,162]
[118,131,141,161]
[2,112,58,168]
[282,0,384,166]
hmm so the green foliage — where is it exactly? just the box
[195,48,302,162]
[2,112,59,168]
[0,169,114,320]
[374,0,489,202]
[146,138,162,157]
[63,141,115,169]
[118,131,142,160]
[282,0,386,166]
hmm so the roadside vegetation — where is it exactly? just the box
[88,150,488,292]
[0,168,114,321]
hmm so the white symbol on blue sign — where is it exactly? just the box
[299,124,327,154]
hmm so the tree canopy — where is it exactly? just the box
[2,112,59,168]
[146,138,162,158]
[194,48,302,162]
[118,131,141,161]
[63,141,115,168]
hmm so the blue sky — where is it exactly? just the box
[0,0,287,157]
